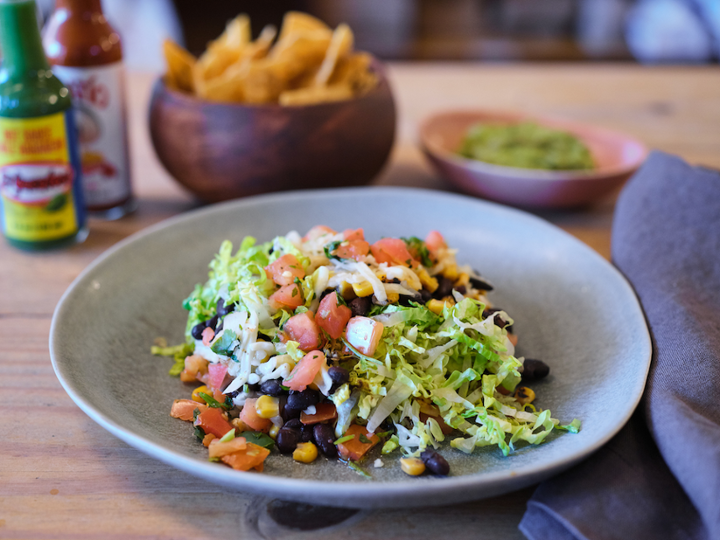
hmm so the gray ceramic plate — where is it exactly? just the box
[50,187,651,508]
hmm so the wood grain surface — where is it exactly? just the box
[1,64,719,540]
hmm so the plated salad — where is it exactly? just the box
[153,226,579,476]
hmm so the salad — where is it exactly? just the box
[153,226,579,476]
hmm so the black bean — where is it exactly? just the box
[276,427,301,454]
[207,314,220,330]
[421,449,450,476]
[191,321,207,340]
[419,289,433,303]
[300,424,313,443]
[433,277,454,299]
[455,285,466,295]
[522,359,550,381]
[483,308,513,333]
[283,418,303,430]
[313,424,338,458]
[217,298,236,316]
[399,291,423,307]
[469,276,494,291]
[349,296,372,317]
[260,379,284,397]
[287,389,319,411]
[279,395,301,421]
[328,366,349,387]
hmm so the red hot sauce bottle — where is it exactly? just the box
[42,0,135,219]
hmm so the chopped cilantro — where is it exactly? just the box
[402,236,433,267]
[323,240,343,261]
[359,434,371,444]
[334,434,355,445]
[240,431,275,450]
[198,392,231,410]
[347,461,371,479]
[210,329,237,355]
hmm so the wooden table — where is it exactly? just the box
[2,64,719,539]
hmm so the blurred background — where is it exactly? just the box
[36,0,720,71]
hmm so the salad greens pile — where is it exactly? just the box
[156,227,580,471]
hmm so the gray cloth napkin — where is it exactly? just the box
[519,151,720,540]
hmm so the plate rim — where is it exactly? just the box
[49,186,652,507]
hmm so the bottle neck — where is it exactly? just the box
[0,0,50,77]
[55,0,104,15]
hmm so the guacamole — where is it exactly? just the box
[458,121,595,171]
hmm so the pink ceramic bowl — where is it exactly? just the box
[420,110,648,208]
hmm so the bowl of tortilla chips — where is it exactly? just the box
[149,12,396,203]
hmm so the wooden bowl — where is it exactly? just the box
[149,65,396,203]
[420,110,648,208]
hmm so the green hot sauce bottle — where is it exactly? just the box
[0,0,87,250]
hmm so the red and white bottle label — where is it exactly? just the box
[52,62,132,209]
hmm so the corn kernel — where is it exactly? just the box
[352,281,374,297]
[386,291,400,304]
[337,281,356,300]
[293,442,318,463]
[515,386,536,405]
[417,268,439,293]
[455,272,469,288]
[255,395,280,419]
[269,424,280,440]
[191,385,209,403]
[427,299,453,315]
[443,263,459,281]
[400,457,426,476]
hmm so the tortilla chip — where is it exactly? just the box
[315,23,354,87]
[163,39,196,92]
[279,84,354,106]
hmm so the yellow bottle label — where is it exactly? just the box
[0,112,80,242]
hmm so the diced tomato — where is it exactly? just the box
[195,407,233,438]
[425,231,446,253]
[334,239,370,261]
[201,327,215,346]
[284,350,326,392]
[303,225,337,242]
[170,399,207,421]
[207,363,228,391]
[221,442,271,472]
[343,228,365,241]
[345,316,384,356]
[268,284,304,310]
[508,334,518,347]
[208,437,247,458]
[265,254,305,286]
[300,402,338,425]
[180,354,209,383]
[284,311,322,351]
[316,292,352,339]
[239,398,272,432]
[337,424,381,461]
[370,238,418,268]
